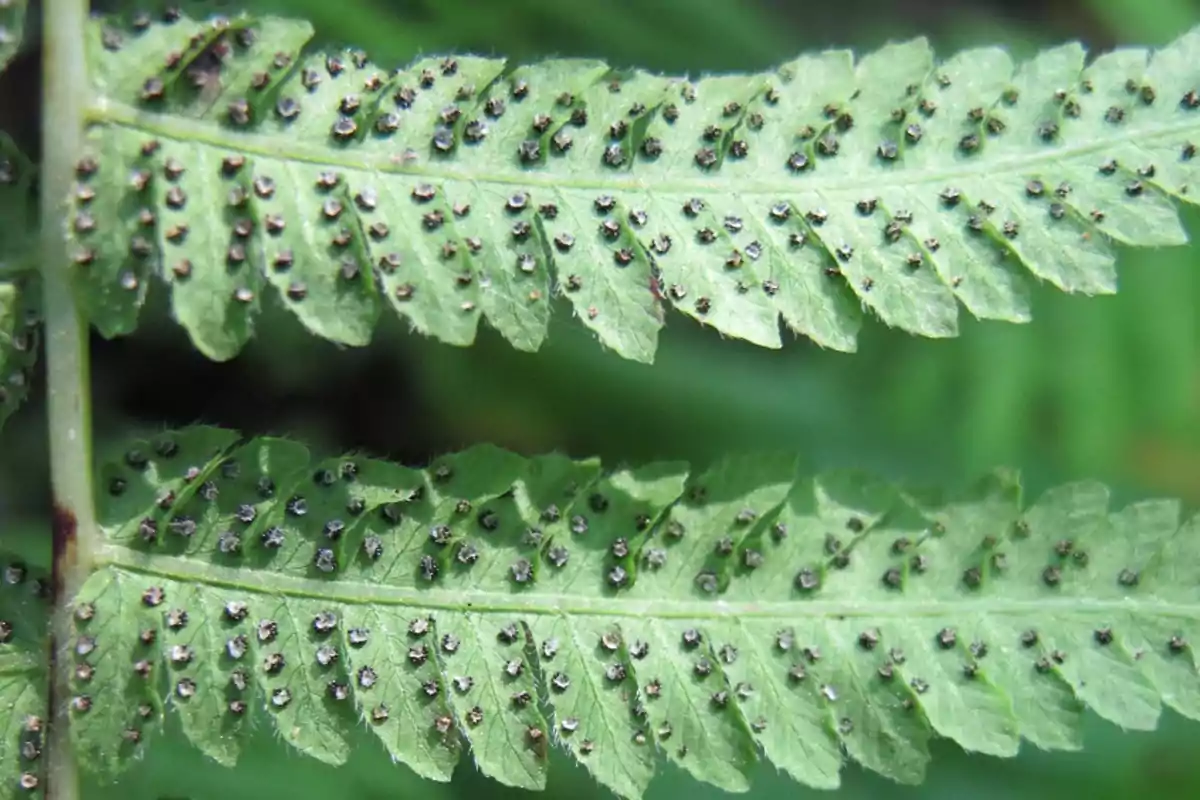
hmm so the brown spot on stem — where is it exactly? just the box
[51,503,78,599]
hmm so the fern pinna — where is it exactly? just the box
[65,11,1200,364]
[0,129,37,431]
[3,426,1200,798]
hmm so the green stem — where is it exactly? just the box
[41,1,94,799]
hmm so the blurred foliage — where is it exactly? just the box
[3,0,1200,797]
[0,0,27,72]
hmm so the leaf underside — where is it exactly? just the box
[15,425,1191,798]
[0,278,38,433]
[0,132,39,433]
[0,0,26,74]
[71,11,1200,363]
[0,557,48,800]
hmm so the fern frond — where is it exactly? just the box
[0,130,35,272]
[0,0,26,73]
[28,425,1197,797]
[71,11,1200,362]
[0,277,38,432]
[0,133,38,432]
[0,554,49,799]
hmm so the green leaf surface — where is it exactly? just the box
[0,131,35,278]
[0,278,38,433]
[71,11,1200,362]
[59,426,1200,797]
[0,554,49,800]
[0,0,26,74]
[0,133,40,432]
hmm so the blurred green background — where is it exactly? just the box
[4,0,1200,797]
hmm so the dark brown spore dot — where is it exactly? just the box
[936,627,957,649]
[227,98,252,126]
[694,147,717,168]
[786,152,810,171]
[879,565,904,589]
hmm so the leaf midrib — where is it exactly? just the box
[89,97,1200,198]
[96,543,1200,620]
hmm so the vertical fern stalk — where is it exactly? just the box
[40,0,94,798]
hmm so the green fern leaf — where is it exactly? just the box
[0,277,38,432]
[0,130,36,279]
[47,426,1199,797]
[0,0,26,73]
[71,11,1200,362]
[0,129,40,432]
[0,134,39,433]
[0,555,49,799]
